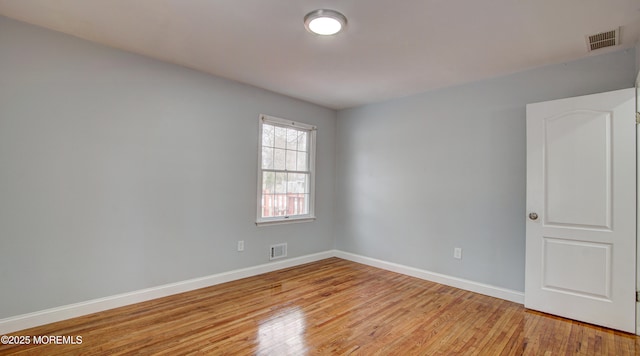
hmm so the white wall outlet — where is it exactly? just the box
[237,240,244,252]
[454,247,462,259]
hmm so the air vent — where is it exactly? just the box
[586,28,619,52]
[270,243,287,260]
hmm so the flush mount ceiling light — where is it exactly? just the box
[304,9,347,36]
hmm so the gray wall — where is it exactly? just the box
[0,16,336,319]
[1,14,636,321]
[335,48,637,292]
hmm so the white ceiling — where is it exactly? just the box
[1,0,639,109]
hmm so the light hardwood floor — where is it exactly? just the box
[1,257,638,355]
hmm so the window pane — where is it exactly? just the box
[271,193,308,216]
[302,174,310,193]
[261,147,273,169]
[262,194,274,217]
[286,150,297,171]
[274,126,287,149]
[274,148,286,170]
[296,194,309,215]
[286,193,308,215]
[262,171,275,194]
[287,173,306,194]
[262,124,275,148]
[301,194,309,214]
[297,131,308,152]
[296,151,307,171]
[273,194,288,216]
[275,172,287,193]
[286,173,298,193]
[286,128,298,150]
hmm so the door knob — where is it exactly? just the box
[529,212,538,220]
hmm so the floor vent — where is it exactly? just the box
[270,243,287,260]
[586,28,619,52]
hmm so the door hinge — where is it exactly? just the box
[637,291,640,302]
[636,112,640,124]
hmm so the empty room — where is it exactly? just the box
[1,1,640,354]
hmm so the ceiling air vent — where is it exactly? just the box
[586,28,620,52]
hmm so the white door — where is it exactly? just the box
[525,88,636,333]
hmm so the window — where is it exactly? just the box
[257,115,316,225]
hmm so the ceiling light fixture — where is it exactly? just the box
[304,9,347,36]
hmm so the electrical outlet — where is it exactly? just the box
[237,240,244,252]
[454,247,462,259]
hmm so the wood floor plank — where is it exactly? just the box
[1,258,638,355]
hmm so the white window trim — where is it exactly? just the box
[256,114,317,226]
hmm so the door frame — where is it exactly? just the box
[636,70,640,336]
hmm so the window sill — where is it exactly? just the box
[256,216,316,227]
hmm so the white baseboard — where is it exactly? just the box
[1,249,524,334]
[0,250,333,334]
[636,302,640,336]
[333,250,525,304]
